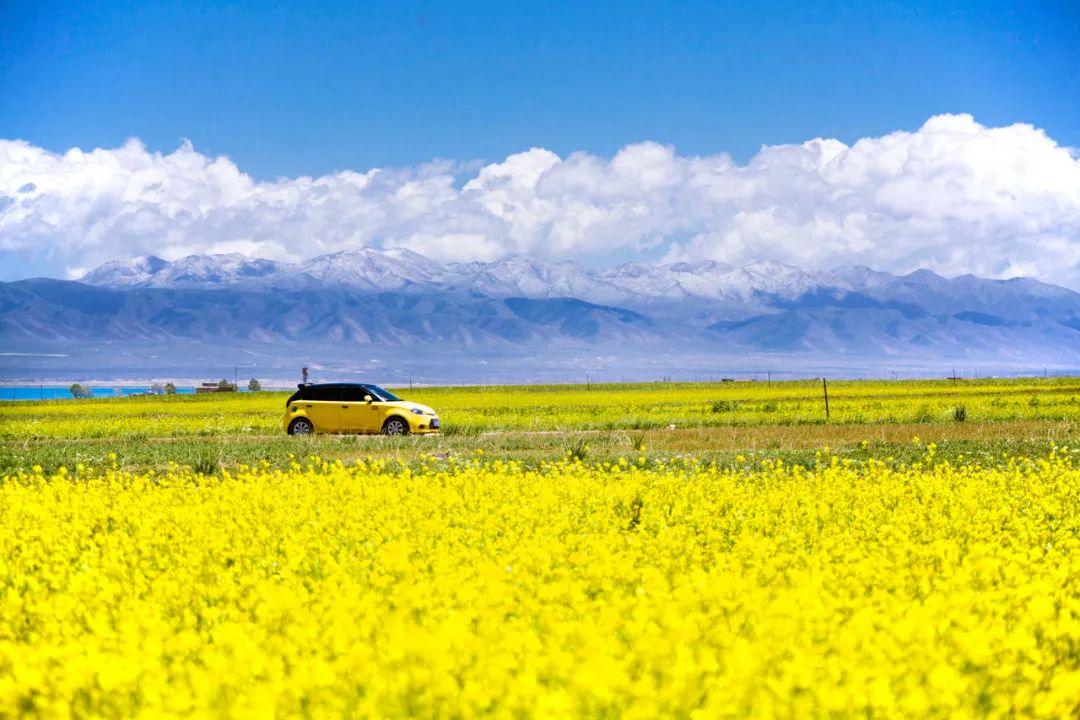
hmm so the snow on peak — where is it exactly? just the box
[78,248,1076,317]
[81,255,169,287]
[298,248,443,290]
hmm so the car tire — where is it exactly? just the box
[382,416,410,436]
[288,418,314,436]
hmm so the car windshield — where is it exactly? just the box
[363,384,400,402]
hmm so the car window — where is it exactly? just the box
[340,386,372,402]
[308,385,341,402]
[364,384,401,402]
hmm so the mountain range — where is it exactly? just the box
[77,249,921,311]
[3,248,1079,381]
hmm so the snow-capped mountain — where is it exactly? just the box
[300,248,445,291]
[80,255,172,286]
[594,259,834,304]
[444,256,632,304]
[81,253,296,289]
[79,248,442,292]
[78,248,1080,320]
[73,249,895,306]
[0,247,1069,377]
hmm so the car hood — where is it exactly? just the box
[390,401,437,415]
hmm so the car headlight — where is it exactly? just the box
[410,408,424,415]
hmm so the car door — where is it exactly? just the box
[340,385,380,433]
[299,385,341,431]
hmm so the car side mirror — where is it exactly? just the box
[364,395,373,403]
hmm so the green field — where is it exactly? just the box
[2,377,1076,473]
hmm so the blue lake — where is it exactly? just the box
[0,386,199,400]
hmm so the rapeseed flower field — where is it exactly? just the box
[2,450,1078,717]
[3,377,1079,441]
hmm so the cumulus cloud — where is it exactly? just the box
[2,114,1079,286]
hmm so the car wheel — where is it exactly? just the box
[382,416,410,436]
[288,418,314,436]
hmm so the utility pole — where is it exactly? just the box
[767,370,772,387]
[822,377,830,419]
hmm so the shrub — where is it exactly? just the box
[193,455,219,476]
[564,437,590,462]
[953,405,968,422]
[625,494,644,531]
[248,378,262,392]
[711,400,741,413]
[164,383,177,395]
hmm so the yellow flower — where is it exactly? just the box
[1,438,1076,717]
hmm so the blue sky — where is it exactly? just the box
[2,0,1077,179]
[2,0,1079,286]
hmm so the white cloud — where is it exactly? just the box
[2,114,1079,286]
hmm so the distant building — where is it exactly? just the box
[196,380,237,394]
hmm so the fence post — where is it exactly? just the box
[822,377,830,419]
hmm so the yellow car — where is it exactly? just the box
[283,383,440,436]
